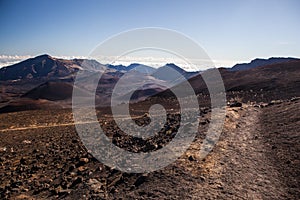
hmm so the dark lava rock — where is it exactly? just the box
[188,155,196,161]
[134,175,147,187]
[229,101,242,107]
[20,157,27,165]
[77,158,89,167]
[70,176,83,188]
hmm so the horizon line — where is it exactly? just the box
[0,54,299,70]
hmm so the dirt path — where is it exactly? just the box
[195,105,293,199]
[0,113,169,132]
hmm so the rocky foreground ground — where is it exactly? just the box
[0,99,299,199]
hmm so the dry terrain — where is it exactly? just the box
[0,99,299,199]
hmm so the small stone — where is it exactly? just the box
[11,188,20,193]
[70,172,77,177]
[0,157,5,162]
[199,176,206,182]
[68,164,76,171]
[22,140,32,144]
[70,176,83,188]
[21,188,29,192]
[88,178,104,193]
[55,186,71,195]
[188,155,196,161]
[134,175,147,187]
[20,157,26,165]
[77,166,87,172]
[200,121,206,125]
[109,186,116,193]
[79,158,89,165]
[291,97,300,102]
[95,166,103,172]
[0,147,6,152]
[32,149,39,153]
[229,101,242,107]
[72,139,79,143]
[217,185,224,190]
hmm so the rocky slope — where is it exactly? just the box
[0,99,299,199]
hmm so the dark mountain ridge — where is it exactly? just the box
[188,60,300,102]
[106,63,156,74]
[0,54,79,81]
[230,57,299,71]
[152,63,198,81]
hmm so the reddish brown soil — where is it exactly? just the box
[0,100,299,199]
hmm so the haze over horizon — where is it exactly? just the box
[1,0,299,68]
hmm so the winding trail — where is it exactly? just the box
[192,105,290,199]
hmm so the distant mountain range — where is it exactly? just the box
[0,54,299,113]
[0,55,200,112]
[106,63,157,74]
[230,57,300,71]
[0,54,198,81]
[1,55,298,81]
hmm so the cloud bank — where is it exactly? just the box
[0,55,32,68]
[0,55,239,70]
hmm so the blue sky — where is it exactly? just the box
[0,0,299,67]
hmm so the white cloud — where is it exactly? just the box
[0,55,90,68]
[0,54,241,70]
[212,59,244,68]
[0,55,32,68]
[94,55,218,71]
